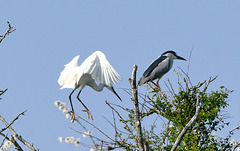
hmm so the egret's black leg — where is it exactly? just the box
[77,89,93,120]
[69,89,76,121]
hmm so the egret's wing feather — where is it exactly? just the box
[142,55,167,78]
[78,51,121,87]
[58,55,81,89]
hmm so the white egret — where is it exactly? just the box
[58,51,121,120]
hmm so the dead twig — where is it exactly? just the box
[0,21,16,43]
[0,110,26,133]
[230,125,240,133]
[203,76,218,93]
[0,89,8,100]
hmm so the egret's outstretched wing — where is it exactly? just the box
[58,55,81,89]
[78,51,121,87]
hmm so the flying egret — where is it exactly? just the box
[138,51,186,87]
[58,51,122,120]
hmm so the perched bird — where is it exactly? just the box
[58,51,121,120]
[138,51,186,86]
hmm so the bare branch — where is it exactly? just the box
[0,111,38,151]
[0,133,8,148]
[203,76,218,93]
[128,64,145,151]
[0,89,8,101]
[171,97,201,151]
[0,21,16,44]
[0,110,26,133]
[230,125,240,133]
[187,46,194,78]
[75,114,115,142]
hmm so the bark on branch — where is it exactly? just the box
[171,97,201,151]
[128,64,145,151]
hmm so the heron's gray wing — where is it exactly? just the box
[142,56,167,78]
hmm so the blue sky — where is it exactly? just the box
[1,1,240,150]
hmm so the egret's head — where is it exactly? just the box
[162,51,186,61]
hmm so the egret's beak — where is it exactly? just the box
[110,87,122,101]
[176,55,186,61]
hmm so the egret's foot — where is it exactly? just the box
[82,110,93,120]
[70,111,76,122]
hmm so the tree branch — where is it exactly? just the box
[0,21,16,44]
[171,97,201,151]
[0,89,8,101]
[0,111,38,151]
[128,64,145,151]
[0,110,26,133]
[230,125,240,133]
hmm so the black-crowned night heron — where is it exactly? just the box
[138,51,186,86]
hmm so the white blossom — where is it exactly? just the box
[65,136,74,144]
[58,137,63,143]
[83,131,92,138]
[3,141,12,150]
[62,107,69,114]
[230,139,235,146]
[58,102,66,111]
[54,100,61,107]
[90,148,95,151]
[74,138,80,146]
[66,113,71,119]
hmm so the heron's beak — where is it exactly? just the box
[176,55,186,61]
[110,87,122,101]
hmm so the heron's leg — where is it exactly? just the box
[77,89,93,120]
[69,89,76,121]
[156,78,160,88]
[151,81,166,98]
[151,81,160,89]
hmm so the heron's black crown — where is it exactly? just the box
[161,50,177,56]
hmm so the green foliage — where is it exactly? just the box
[121,77,234,151]
[148,84,233,151]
